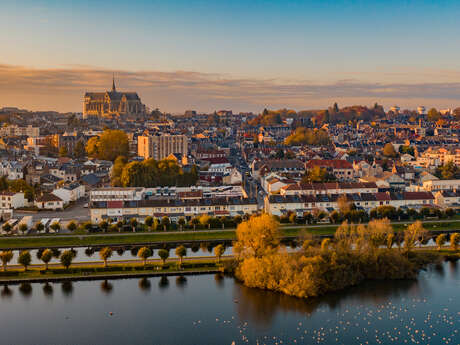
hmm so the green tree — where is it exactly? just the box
[50,221,61,233]
[111,155,127,186]
[158,248,169,265]
[60,250,74,270]
[0,251,13,271]
[67,220,77,232]
[18,250,31,271]
[99,247,113,267]
[35,222,44,233]
[18,223,28,235]
[435,161,459,180]
[144,216,153,231]
[73,140,86,159]
[175,245,187,266]
[137,247,153,266]
[40,249,53,270]
[190,217,200,230]
[99,220,109,233]
[303,166,336,183]
[2,223,11,234]
[178,217,186,231]
[86,129,129,161]
[214,244,225,263]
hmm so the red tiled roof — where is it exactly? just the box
[403,192,434,200]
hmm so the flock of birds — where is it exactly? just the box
[191,297,459,345]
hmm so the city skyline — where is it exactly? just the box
[2,0,460,112]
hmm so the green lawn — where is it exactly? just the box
[0,220,459,250]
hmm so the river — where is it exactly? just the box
[0,261,458,344]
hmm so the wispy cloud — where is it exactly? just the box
[0,64,460,112]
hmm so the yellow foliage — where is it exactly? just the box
[234,214,280,258]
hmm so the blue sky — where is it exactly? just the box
[1,0,460,112]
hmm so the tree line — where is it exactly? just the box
[111,156,199,187]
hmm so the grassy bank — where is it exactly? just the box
[0,220,459,249]
[0,259,224,283]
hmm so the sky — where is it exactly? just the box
[1,0,460,113]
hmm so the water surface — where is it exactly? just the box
[0,261,459,345]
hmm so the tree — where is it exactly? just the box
[18,223,28,235]
[178,217,186,231]
[40,249,53,270]
[435,161,460,180]
[214,244,225,263]
[161,216,170,231]
[137,247,153,266]
[436,234,447,250]
[158,248,169,265]
[404,221,427,253]
[337,195,353,214]
[190,217,200,230]
[0,251,13,271]
[86,129,129,161]
[234,214,280,258]
[303,166,336,183]
[285,127,330,146]
[99,247,113,267]
[111,155,128,186]
[35,222,44,233]
[445,208,455,218]
[2,223,11,234]
[427,108,440,122]
[99,220,109,233]
[18,251,31,271]
[73,140,86,159]
[450,233,460,251]
[130,218,138,233]
[144,216,153,231]
[383,143,397,158]
[60,250,74,270]
[67,220,77,232]
[199,215,211,229]
[175,245,187,266]
[50,221,61,233]
[59,146,68,157]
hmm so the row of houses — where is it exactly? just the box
[265,191,436,216]
[89,196,258,223]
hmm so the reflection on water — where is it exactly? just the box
[1,285,12,298]
[233,277,422,329]
[43,282,53,297]
[61,281,73,297]
[0,261,457,345]
[138,277,151,292]
[100,280,113,294]
[18,282,32,298]
[158,276,169,290]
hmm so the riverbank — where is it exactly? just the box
[1,219,460,249]
[0,259,226,284]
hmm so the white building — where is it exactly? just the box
[52,183,86,204]
[0,192,26,210]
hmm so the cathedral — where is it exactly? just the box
[83,77,146,118]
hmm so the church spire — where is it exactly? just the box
[112,73,116,92]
